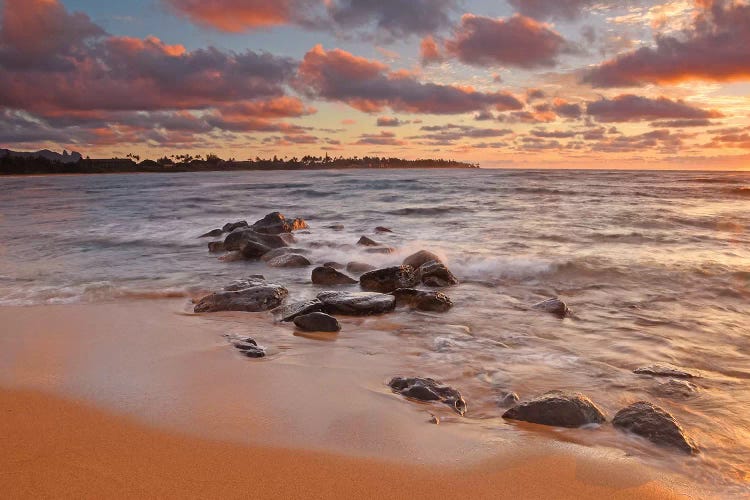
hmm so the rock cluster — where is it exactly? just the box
[388,377,467,415]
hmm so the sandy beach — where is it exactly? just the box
[0,299,696,499]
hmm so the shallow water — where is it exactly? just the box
[0,168,748,493]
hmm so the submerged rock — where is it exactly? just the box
[323,261,344,269]
[222,221,248,233]
[327,224,345,231]
[391,288,453,312]
[360,266,419,293]
[365,247,395,254]
[200,228,224,238]
[240,240,272,259]
[275,299,324,322]
[294,312,341,332]
[403,250,442,269]
[418,261,459,287]
[613,402,698,454]
[312,266,358,285]
[651,379,699,399]
[502,391,606,428]
[375,226,393,233]
[532,298,570,318]
[266,253,311,268]
[498,392,520,407]
[251,212,308,234]
[208,241,225,253]
[357,236,380,247]
[317,291,396,316]
[194,282,288,313]
[260,247,306,262]
[634,364,698,379]
[388,377,467,416]
[346,262,376,274]
[224,228,290,251]
[223,276,266,291]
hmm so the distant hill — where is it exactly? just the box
[0,148,82,164]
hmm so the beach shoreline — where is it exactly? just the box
[0,299,697,499]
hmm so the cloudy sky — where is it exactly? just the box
[1,0,749,169]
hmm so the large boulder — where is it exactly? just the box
[224,276,266,291]
[267,254,311,268]
[224,228,290,251]
[194,282,288,313]
[275,299,324,322]
[346,262,376,274]
[392,289,453,312]
[317,291,396,316]
[532,298,570,318]
[403,250,442,269]
[312,266,358,285]
[222,220,248,233]
[250,212,308,234]
[418,261,459,287]
[613,402,698,454]
[502,391,606,428]
[633,364,698,379]
[388,377,467,416]
[294,312,341,332]
[240,240,272,259]
[360,266,419,293]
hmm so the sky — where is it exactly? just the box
[1,0,750,169]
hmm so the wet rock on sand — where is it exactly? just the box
[312,266,358,285]
[633,364,698,379]
[360,266,419,293]
[251,212,308,234]
[294,312,341,332]
[613,402,698,454]
[502,391,606,428]
[418,261,459,287]
[403,250,442,269]
[388,377,467,416]
[230,337,266,358]
[317,291,396,316]
[532,298,570,318]
[194,281,288,313]
[266,254,311,268]
[346,262,376,274]
[275,299,324,322]
[392,288,453,312]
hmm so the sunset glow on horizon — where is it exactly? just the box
[1,0,750,170]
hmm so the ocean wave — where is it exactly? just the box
[680,177,747,184]
[386,206,471,216]
[728,187,750,197]
[0,282,189,306]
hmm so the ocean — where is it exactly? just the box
[0,168,748,492]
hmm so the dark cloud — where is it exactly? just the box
[295,45,524,114]
[445,14,567,68]
[354,131,405,145]
[376,117,405,127]
[586,95,723,123]
[507,0,599,20]
[327,0,458,37]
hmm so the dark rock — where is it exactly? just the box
[222,221,248,233]
[275,299,325,322]
[260,247,306,262]
[357,236,380,247]
[294,312,341,332]
[502,391,606,428]
[418,261,459,287]
[224,228,290,251]
[375,226,393,233]
[327,224,345,231]
[651,379,699,399]
[633,364,698,379]
[200,228,224,238]
[360,266,419,293]
[223,276,266,291]
[346,262,376,274]
[240,240,272,259]
[323,262,344,269]
[388,377,467,416]
[266,254,311,268]
[317,291,396,316]
[613,402,698,454]
[532,298,570,318]
[312,266,358,285]
[231,338,266,358]
[208,241,226,253]
[391,288,453,312]
[194,283,288,313]
[251,212,308,234]
[498,392,520,407]
[403,250,442,269]
[365,247,395,254]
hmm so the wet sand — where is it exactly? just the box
[0,300,694,498]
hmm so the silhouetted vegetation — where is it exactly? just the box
[1,151,479,175]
